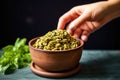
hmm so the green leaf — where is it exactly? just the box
[4,63,16,74]
[2,45,13,52]
[0,38,31,74]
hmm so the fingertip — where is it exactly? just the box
[81,35,88,42]
[67,29,73,35]
[57,22,63,30]
[57,25,64,30]
[68,23,75,30]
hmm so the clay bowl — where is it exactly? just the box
[29,37,84,73]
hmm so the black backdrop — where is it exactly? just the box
[1,0,120,50]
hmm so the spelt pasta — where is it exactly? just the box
[33,30,80,51]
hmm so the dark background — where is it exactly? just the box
[1,0,120,50]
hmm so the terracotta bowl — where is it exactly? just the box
[29,37,84,73]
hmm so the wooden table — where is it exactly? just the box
[0,50,120,80]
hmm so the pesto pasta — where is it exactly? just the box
[33,30,80,51]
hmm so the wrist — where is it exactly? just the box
[107,0,120,18]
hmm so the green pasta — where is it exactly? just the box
[33,30,80,51]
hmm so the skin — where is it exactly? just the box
[57,0,120,42]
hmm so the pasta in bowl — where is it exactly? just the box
[33,30,80,51]
[28,29,84,78]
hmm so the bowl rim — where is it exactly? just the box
[29,37,84,52]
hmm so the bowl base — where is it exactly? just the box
[30,61,80,78]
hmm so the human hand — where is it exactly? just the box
[57,0,120,42]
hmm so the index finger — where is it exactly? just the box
[57,9,79,30]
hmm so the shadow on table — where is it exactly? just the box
[71,54,120,79]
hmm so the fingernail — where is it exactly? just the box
[69,23,75,30]
[67,29,72,35]
[81,35,88,42]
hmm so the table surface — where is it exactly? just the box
[0,50,120,80]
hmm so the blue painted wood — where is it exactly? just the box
[0,50,120,80]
